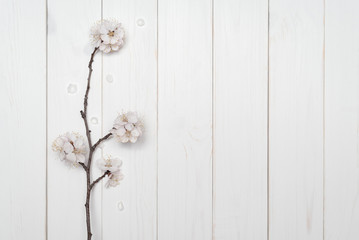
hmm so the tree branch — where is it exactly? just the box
[81,47,98,240]
[90,171,110,190]
[81,47,99,157]
[84,47,99,117]
[79,162,87,171]
[92,133,112,151]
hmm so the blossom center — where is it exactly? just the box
[108,31,115,37]
[73,148,82,154]
[105,159,112,168]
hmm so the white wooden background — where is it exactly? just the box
[1,0,359,239]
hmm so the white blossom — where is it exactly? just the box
[97,156,124,188]
[97,156,122,173]
[110,111,143,143]
[90,19,124,53]
[105,171,124,188]
[52,132,87,166]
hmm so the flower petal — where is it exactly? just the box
[74,138,84,149]
[111,45,120,51]
[63,142,74,154]
[125,123,134,131]
[127,112,138,123]
[76,154,86,163]
[121,135,129,143]
[66,153,77,162]
[110,38,118,45]
[130,136,138,143]
[116,127,126,136]
[101,35,110,44]
[103,46,111,53]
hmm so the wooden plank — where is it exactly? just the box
[101,0,157,239]
[157,0,212,239]
[269,0,324,239]
[47,0,102,239]
[325,0,359,239]
[213,0,268,239]
[0,0,46,239]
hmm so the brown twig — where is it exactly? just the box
[92,133,112,150]
[80,48,116,240]
[80,47,103,240]
[90,170,110,190]
[81,47,99,152]
[85,174,92,240]
[78,162,87,171]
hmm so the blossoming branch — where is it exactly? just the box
[52,19,143,240]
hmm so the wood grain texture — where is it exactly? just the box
[158,0,212,239]
[102,0,157,239]
[0,0,46,239]
[4,0,359,239]
[213,0,268,239]
[325,0,359,239]
[269,0,324,239]
[47,0,102,239]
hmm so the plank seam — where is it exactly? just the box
[211,0,215,239]
[322,0,326,239]
[156,0,159,239]
[267,0,270,239]
[45,0,48,238]
[100,1,104,240]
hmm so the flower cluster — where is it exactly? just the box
[52,132,87,166]
[97,156,124,188]
[90,19,125,53]
[111,112,143,143]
